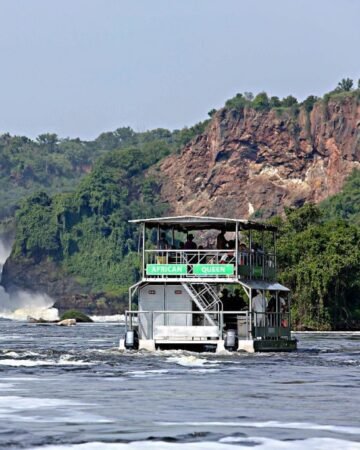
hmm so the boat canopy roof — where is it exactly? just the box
[239,280,290,292]
[129,215,277,232]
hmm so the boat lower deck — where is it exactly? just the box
[120,337,297,353]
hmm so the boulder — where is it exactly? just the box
[57,318,76,326]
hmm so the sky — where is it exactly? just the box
[0,0,359,140]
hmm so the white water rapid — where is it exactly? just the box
[0,238,59,321]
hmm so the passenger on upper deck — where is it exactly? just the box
[216,229,228,249]
[184,234,197,250]
[220,239,236,263]
[157,232,169,264]
[157,232,169,250]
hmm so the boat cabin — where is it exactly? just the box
[121,216,297,353]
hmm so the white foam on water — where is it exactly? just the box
[3,351,20,358]
[90,314,125,323]
[0,357,93,367]
[0,395,113,424]
[0,382,15,391]
[0,286,59,321]
[28,437,360,449]
[220,436,360,449]
[158,420,360,436]
[0,395,86,413]
[166,355,218,367]
[0,359,55,367]
[189,368,220,373]
[125,369,170,378]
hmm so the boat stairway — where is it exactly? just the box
[181,282,223,327]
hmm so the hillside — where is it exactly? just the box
[0,125,207,221]
[160,91,360,218]
[1,85,360,328]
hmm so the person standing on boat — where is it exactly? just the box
[252,289,267,327]
[157,232,169,264]
[216,229,228,249]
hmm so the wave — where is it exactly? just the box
[0,356,93,367]
[90,314,126,323]
[125,369,170,378]
[0,395,112,424]
[27,437,360,449]
[166,355,218,367]
[158,420,360,436]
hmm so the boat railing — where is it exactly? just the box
[253,312,291,339]
[125,310,255,341]
[143,249,276,280]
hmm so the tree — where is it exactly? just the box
[252,92,270,110]
[302,95,318,112]
[282,95,298,107]
[244,92,254,101]
[225,93,247,110]
[337,78,353,92]
[269,96,281,108]
[208,109,217,117]
[36,133,59,152]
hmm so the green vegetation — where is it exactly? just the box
[0,123,209,220]
[321,170,360,225]
[12,119,210,303]
[13,147,165,299]
[337,78,354,92]
[275,198,360,330]
[3,81,360,329]
[60,309,93,323]
[223,78,360,115]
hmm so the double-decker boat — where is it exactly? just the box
[120,216,297,353]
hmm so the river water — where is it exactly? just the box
[0,321,359,449]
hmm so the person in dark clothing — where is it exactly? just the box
[216,229,228,249]
[157,232,169,250]
[184,234,197,250]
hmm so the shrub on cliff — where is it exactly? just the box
[281,95,298,107]
[252,92,270,110]
[336,78,354,92]
[225,93,249,110]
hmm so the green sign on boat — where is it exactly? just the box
[193,264,234,276]
[146,264,187,276]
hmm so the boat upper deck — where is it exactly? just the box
[130,215,278,283]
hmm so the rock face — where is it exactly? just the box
[159,97,360,218]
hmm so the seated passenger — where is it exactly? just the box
[184,234,197,250]
[220,240,236,263]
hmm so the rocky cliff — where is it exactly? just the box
[159,95,360,218]
[1,93,360,315]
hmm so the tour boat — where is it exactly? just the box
[120,216,297,353]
